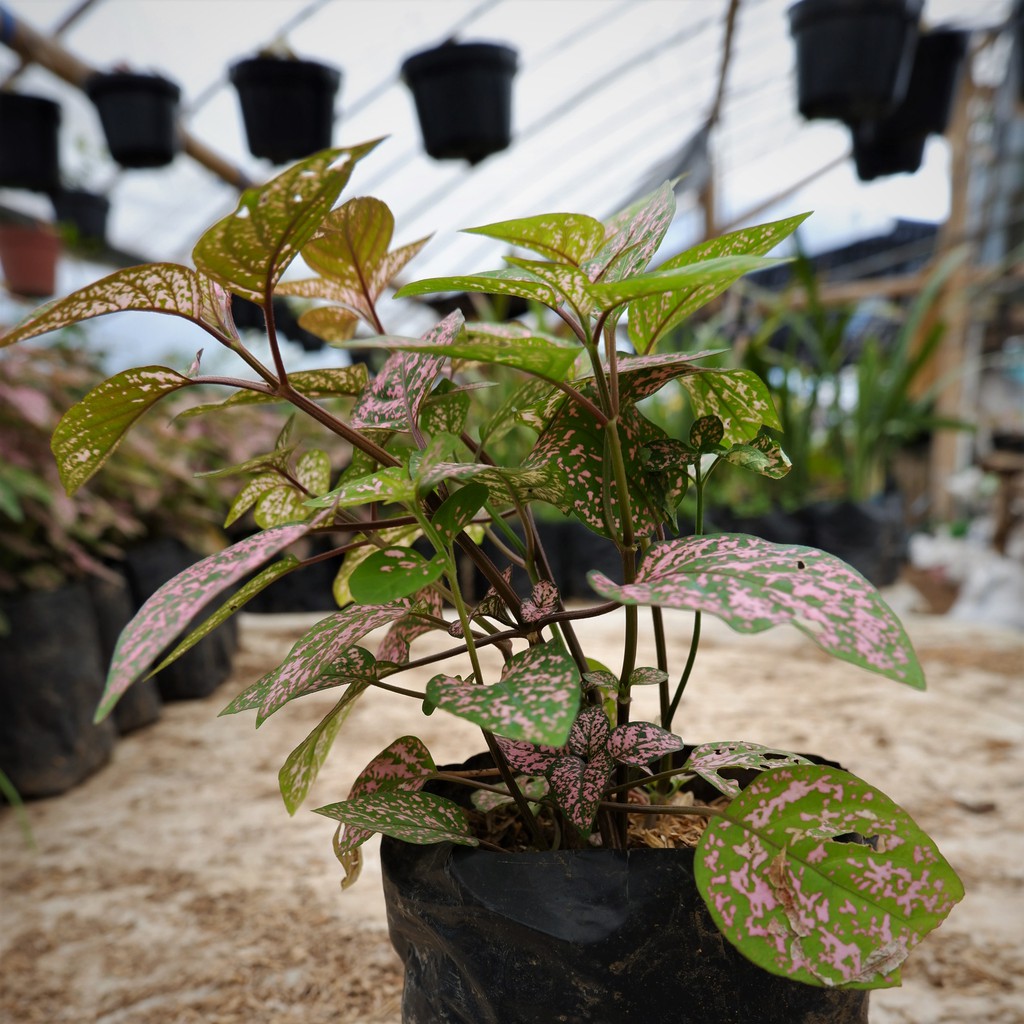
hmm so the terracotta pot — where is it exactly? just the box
[85,71,181,168]
[788,0,922,121]
[0,222,61,298]
[229,56,341,163]
[0,92,61,192]
[401,41,517,164]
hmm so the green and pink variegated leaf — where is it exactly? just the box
[521,580,559,624]
[630,666,668,687]
[305,465,415,510]
[420,384,471,439]
[590,255,780,316]
[192,142,380,303]
[278,680,375,814]
[695,765,964,988]
[314,789,477,846]
[0,264,236,349]
[224,472,279,527]
[589,535,925,688]
[607,722,682,767]
[333,523,420,606]
[583,182,675,284]
[377,590,444,664]
[149,554,301,679]
[679,368,782,444]
[295,305,360,343]
[431,482,489,547]
[495,736,562,775]
[628,213,808,352]
[472,774,549,813]
[349,311,463,431]
[253,450,331,528]
[96,523,309,720]
[550,750,614,833]
[232,604,403,724]
[332,736,437,862]
[683,741,812,798]
[464,212,607,267]
[428,640,580,745]
[568,705,610,756]
[51,366,193,494]
[723,431,792,480]
[416,461,568,510]
[394,268,558,307]
[524,386,687,537]
[349,547,446,604]
[504,257,595,319]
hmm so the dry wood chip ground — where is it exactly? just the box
[2,602,1022,1023]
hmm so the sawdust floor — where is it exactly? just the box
[2,602,1022,1023]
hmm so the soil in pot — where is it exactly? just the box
[401,41,518,164]
[229,56,341,164]
[788,0,922,122]
[381,754,869,1024]
[85,71,181,168]
[0,585,117,798]
[0,92,61,192]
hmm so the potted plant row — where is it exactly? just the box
[0,144,962,1021]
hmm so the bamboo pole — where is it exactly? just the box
[0,4,254,191]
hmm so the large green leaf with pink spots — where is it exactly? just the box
[314,789,477,846]
[695,764,963,988]
[589,534,924,688]
[463,211,607,266]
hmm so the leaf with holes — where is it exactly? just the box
[695,764,963,988]
[628,213,808,352]
[583,182,675,284]
[278,679,375,814]
[192,142,380,303]
[314,790,477,846]
[428,640,580,745]
[222,606,399,724]
[464,212,607,266]
[683,741,812,798]
[96,523,309,720]
[349,547,446,604]
[51,366,193,494]
[349,312,463,430]
[589,534,925,688]
[0,263,236,349]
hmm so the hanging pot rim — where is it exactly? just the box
[84,70,181,102]
[400,40,518,82]
[229,55,341,89]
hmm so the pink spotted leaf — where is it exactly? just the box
[394,268,558,307]
[463,211,607,266]
[521,580,559,623]
[349,311,463,431]
[549,750,615,833]
[348,547,446,605]
[472,775,549,813]
[314,790,477,846]
[583,181,675,284]
[377,589,445,664]
[495,736,562,775]
[607,722,683,767]
[695,764,964,988]
[428,640,580,745]
[96,523,310,720]
[504,257,595,319]
[589,534,925,688]
[192,142,381,303]
[0,263,237,351]
[682,741,812,799]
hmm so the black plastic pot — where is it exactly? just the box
[229,56,341,163]
[401,41,517,164]
[381,755,869,1024]
[0,92,61,192]
[51,188,110,244]
[851,28,968,181]
[85,71,181,168]
[0,585,117,798]
[788,0,922,122]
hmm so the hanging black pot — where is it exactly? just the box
[0,92,60,192]
[0,585,117,798]
[787,0,922,122]
[85,71,181,168]
[401,41,517,164]
[851,27,969,181]
[50,188,111,245]
[380,754,869,1024]
[229,56,341,163]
